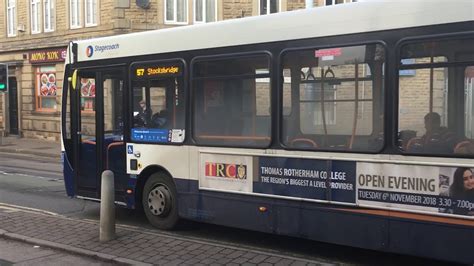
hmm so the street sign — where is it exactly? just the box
[0,63,8,92]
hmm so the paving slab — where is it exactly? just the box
[0,237,115,266]
[0,206,332,265]
[0,136,60,159]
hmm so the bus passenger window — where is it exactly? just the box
[192,54,271,147]
[281,44,385,152]
[461,66,474,154]
[398,37,474,156]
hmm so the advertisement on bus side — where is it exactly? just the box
[199,154,474,217]
[199,153,253,193]
[357,163,474,217]
[255,157,356,203]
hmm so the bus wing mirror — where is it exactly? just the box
[69,69,78,90]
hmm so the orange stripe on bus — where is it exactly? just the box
[339,208,474,227]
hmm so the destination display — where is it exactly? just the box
[133,63,182,79]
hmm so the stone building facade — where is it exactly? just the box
[0,0,352,141]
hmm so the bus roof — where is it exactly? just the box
[72,0,474,63]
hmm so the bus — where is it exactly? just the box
[61,0,474,263]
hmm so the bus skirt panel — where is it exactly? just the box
[175,178,474,264]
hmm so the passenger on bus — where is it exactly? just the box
[449,167,474,216]
[420,112,456,153]
[134,100,152,127]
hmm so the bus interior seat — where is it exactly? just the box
[151,110,169,128]
[454,140,474,154]
[398,130,417,150]
[367,133,384,151]
[407,132,457,153]
[406,137,423,152]
[348,136,373,151]
[423,130,456,153]
[82,139,96,145]
[325,136,348,150]
[290,138,318,148]
[106,142,125,170]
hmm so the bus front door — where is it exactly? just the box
[73,68,126,199]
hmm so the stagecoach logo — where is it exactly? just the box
[205,162,247,180]
[86,46,94,57]
[86,44,120,58]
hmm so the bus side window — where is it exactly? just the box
[459,66,474,155]
[281,44,385,152]
[192,53,272,147]
[398,38,474,156]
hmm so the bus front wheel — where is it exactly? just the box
[142,172,179,230]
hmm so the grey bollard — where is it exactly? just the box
[100,170,115,242]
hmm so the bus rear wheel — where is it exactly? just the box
[142,172,179,230]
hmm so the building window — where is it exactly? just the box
[44,0,55,32]
[36,66,58,111]
[165,0,188,24]
[85,0,98,27]
[70,0,81,28]
[194,0,216,23]
[31,0,41,34]
[259,0,279,15]
[7,0,17,37]
[325,0,356,5]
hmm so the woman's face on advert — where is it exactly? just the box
[463,170,474,190]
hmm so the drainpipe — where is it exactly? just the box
[1,92,5,136]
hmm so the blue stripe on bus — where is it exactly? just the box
[62,152,75,197]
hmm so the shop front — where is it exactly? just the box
[0,47,66,140]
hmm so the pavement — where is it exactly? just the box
[0,206,328,266]
[0,136,330,265]
[0,136,60,159]
[0,237,115,265]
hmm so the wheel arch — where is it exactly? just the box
[135,165,175,210]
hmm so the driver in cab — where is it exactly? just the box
[134,100,152,127]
